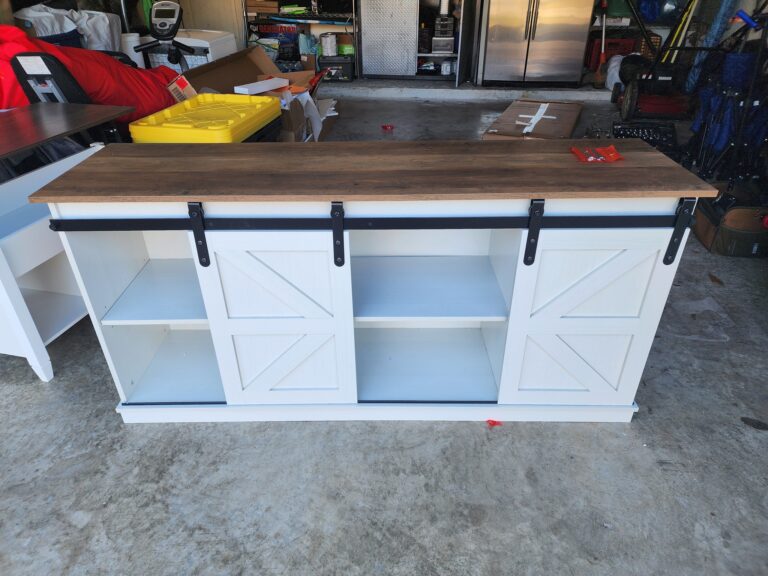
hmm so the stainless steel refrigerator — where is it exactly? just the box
[482,0,594,83]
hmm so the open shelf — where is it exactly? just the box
[21,288,86,345]
[352,256,507,322]
[124,329,225,405]
[0,204,50,240]
[356,328,499,403]
[102,259,206,326]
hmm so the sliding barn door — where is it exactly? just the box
[196,231,356,405]
[499,229,685,406]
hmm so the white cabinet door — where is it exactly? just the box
[195,231,356,405]
[499,229,686,406]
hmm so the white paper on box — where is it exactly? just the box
[234,77,289,95]
[16,56,51,75]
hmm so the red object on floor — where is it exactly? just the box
[381,124,395,132]
[762,215,768,230]
[486,419,503,428]
[0,25,177,122]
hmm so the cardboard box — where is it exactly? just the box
[694,199,768,258]
[247,0,279,14]
[184,46,317,95]
[279,100,308,142]
[166,75,198,102]
[184,46,325,141]
[483,100,583,140]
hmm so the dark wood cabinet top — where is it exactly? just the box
[31,139,717,203]
[0,103,132,160]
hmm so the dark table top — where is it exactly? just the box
[31,140,717,204]
[0,103,133,160]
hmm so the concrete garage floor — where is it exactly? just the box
[1,101,767,576]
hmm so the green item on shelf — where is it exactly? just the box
[142,0,154,26]
[280,5,309,15]
[338,44,355,56]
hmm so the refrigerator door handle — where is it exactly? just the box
[530,0,541,40]
[524,0,535,40]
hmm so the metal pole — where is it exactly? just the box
[117,0,131,32]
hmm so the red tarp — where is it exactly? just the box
[0,25,177,122]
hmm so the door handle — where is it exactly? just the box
[524,0,534,40]
[530,0,541,40]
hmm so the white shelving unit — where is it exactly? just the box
[59,227,225,405]
[35,139,717,423]
[48,196,705,423]
[0,147,100,381]
[51,199,693,423]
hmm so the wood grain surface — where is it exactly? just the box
[0,103,132,160]
[30,139,718,203]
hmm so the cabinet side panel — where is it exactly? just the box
[489,229,522,309]
[101,325,168,400]
[63,231,148,320]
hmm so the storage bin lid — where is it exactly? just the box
[129,94,281,144]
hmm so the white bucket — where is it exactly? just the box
[320,33,337,57]
[120,33,145,69]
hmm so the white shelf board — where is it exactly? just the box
[352,256,508,322]
[126,330,225,404]
[102,259,207,326]
[21,289,86,345]
[0,204,50,240]
[356,328,499,402]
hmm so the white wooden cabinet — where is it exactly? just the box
[48,197,700,423]
[196,231,356,405]
[0,147,100,381]
[37,140,717,423]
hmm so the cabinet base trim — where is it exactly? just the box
[117,402,639,423]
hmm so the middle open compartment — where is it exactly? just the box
[350,229,521,403]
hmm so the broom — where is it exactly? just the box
[593,0,608,88]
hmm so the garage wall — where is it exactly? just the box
[179,0,245,48]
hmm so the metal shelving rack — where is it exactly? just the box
[240,0,360,77]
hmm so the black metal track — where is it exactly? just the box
[50,214,678,232]
[49,198,696,267]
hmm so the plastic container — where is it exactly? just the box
[120,33,145,68]
[320,33,337,57]
[129,94,281,144]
